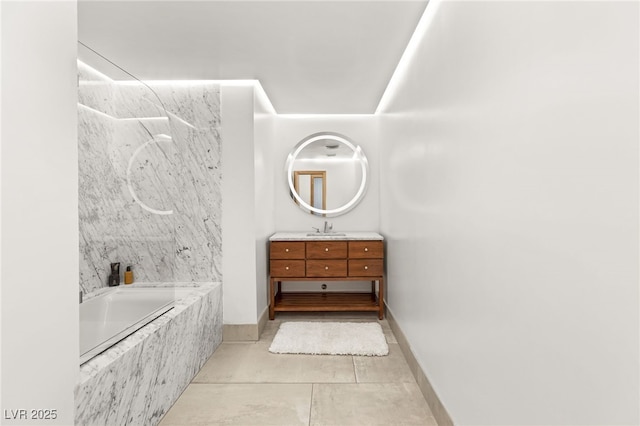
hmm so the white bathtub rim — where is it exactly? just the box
[81,281,206,303]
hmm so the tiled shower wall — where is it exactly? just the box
[78,63,222,293]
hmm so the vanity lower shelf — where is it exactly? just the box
[274,292,380,312]
[269,278,384,319]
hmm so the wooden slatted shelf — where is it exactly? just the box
[274,292,380,312]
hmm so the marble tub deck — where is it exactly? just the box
[159,312,436,426]
[75,282,222,426]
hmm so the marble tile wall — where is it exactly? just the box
[75,282,223,426]
[149,84,223,283]
[78,64,222,293]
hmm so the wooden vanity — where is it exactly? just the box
[268,232,385,320]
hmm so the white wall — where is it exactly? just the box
[274,115,379,232]
[224,102,380,319]
[379,1,639,425]
[254,86,276,320]
[221,85,258,325]
[1,2,78,424]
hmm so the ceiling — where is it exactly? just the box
[78,0,428,114]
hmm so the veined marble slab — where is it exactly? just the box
[75,282,222,426]
[78,65,222,293]
[269,232,384,241]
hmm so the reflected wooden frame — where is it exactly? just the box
[293,170,326,216]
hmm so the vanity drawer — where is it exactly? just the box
[270,260,305,277]
[306,260,347,277]
[348,259,383,277]
[348,241,383,259]
[306,241,348,259]
[270,242,305,259]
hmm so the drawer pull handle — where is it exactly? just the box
[325,266,329,270]
[364,266,368,270]
[285,248,289,252]
[285,266,289,270]
[325,248,329,252]
[364,248,368,252]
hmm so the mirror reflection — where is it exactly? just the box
[286,132,368,217]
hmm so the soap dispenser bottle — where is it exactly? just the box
[124,265,134,285]
[108,262,120,287]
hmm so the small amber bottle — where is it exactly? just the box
[124,266,134,284]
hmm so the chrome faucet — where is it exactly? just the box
[311,222,333,234]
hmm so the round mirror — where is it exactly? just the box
[286,132,369,217]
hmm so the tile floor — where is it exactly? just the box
[159,312,437,426]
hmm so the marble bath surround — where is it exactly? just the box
[75,282,222,426]
[78,61,222,294]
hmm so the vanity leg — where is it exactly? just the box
[378,277,385,320]
[269,277,276,320]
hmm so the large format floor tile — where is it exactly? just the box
[159,383,312,426]
[354,343,415,383]
[310,382,437,426]
[160,314,436,425]
[193,341,356,383]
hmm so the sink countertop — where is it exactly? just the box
[269,232,384,241]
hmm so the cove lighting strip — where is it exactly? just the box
[77,59,115,82]
[254,81,277,115]
[375,0,442,114]
[78,59,277,114]
[277,114,375,118]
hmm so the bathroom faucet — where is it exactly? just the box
[311,222,333,233]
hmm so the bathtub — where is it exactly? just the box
[76,282,222,426]
[79,286,192,364]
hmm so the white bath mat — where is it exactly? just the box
[269,321,389,356]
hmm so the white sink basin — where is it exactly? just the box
[306,233,347,237]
